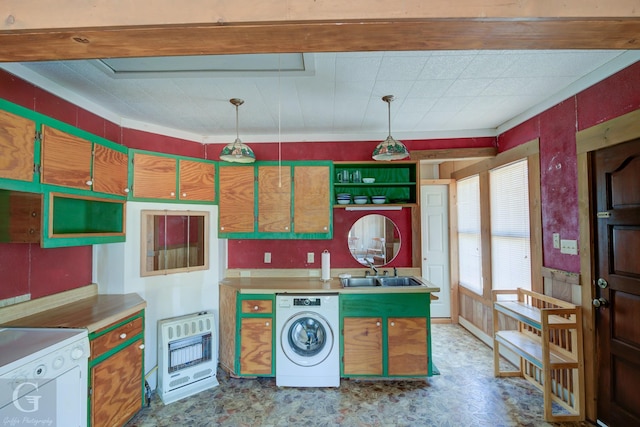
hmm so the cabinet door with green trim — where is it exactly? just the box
[0,109,36,183]
[219,165,255,234]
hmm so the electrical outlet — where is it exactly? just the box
[553,233,560,249]
[560,239,578,255]
[307,252,315,263]
[264,252,271,263]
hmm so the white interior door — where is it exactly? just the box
[421,184,450,318]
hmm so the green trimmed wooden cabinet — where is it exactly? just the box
[40,123,129,197]
[0,107,38,185]
[333,160,418,207]
[0,190,126,247]
[89,310,145,427]
[340,293,434,378]
[129,150,216,203]
[219,286,275,377]
[218,161,332,239]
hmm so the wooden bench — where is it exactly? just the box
[492,288,584,422]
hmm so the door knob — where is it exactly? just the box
[597,278,608,289]
[593,297,609,308]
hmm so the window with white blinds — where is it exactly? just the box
[490,160,531,291]
[456,175,482,294]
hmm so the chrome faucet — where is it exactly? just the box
[365,259,378,276]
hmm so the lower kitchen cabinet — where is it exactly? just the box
[343,317,383,375]
[89,310,145,427]
[341,293,433,378]
[238,296,274,376]
[219,285,275,377]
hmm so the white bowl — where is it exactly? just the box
[362,178,375,184]
[372,198,386,204]
[337,199,351,205]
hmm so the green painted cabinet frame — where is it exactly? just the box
[234,294,275,377]
[340,292,435,378]
[217,161,333,239]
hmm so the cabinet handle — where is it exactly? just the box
[253,305,259,311]
[182,192,187,197]
[220,226,225,231]
[124,188,130,193]
[170,192,175,196]
[285,226,289,230]
[139,344,145,350]
[120,333,127,339]
[376,321,381,327]
[86,180,93,186]
[323,226,328,231]
[390,321,395,327]
[265,322,270,327]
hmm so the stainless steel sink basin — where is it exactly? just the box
[340,277,379,287]
[377,276,422,287]
[341,276,423,287]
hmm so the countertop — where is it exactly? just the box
[2,293,147,333]
[219,276,440,294]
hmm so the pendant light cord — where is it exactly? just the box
[278,54,282,188]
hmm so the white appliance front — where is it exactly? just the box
[275,293,339,387]
[0,327,90,427]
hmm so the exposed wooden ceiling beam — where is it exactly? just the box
[1,18,639,62]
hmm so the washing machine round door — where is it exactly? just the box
[280,312,334,367]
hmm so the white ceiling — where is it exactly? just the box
[2,50,639,144]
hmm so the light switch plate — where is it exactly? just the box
[307,252,314,263]
[553,233,560,249]
[560,239,578,255]
[264,252,271,263]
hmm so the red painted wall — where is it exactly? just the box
[498,60,640,273]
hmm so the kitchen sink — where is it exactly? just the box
[341,276,423,287]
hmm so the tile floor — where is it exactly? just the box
[126,324,593,427]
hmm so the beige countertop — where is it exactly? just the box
[1,288,146,333]
[219,276,440,294]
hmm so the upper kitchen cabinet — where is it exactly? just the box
[218,161,332,239]
[179,158,216,202]
[40,123,130,197]
[129,150,216,203]
[258,165,292,233]
[0,189,126,247]
[130,151,176,200]
[218,164,255,234]
[0,107,37,186]
[333,161,418,207]
[293,165,331,235]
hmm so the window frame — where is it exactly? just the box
[140,209,210,277]
[451,139,542,300]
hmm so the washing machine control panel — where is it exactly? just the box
[293,298,321,306]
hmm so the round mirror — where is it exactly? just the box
[348,214,401,267]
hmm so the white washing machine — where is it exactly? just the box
[275,293,340,387]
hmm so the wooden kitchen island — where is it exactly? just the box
[219,276,439,380]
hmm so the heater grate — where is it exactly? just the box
[158,311,218,404]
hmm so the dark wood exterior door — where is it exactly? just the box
[594,138,640,426]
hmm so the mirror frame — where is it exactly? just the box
[348,214,400,267]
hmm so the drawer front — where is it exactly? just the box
[91,316,143,359]
[241,299,273,314]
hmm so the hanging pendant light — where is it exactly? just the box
[220,98,256,163]
[372,95,410,161]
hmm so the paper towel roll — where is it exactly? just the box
[321,250,331,281]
